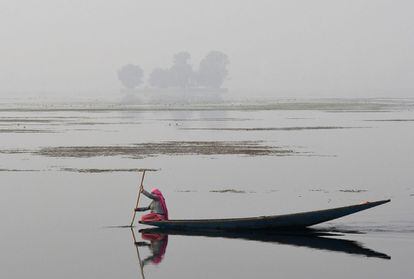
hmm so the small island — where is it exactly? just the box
[117,51,229,104]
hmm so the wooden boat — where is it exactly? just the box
[139,199,390,231]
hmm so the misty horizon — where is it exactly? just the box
[1,1,413,99]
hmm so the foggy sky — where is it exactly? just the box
[1,0,413,98]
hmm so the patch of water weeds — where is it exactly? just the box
[209,189,247,194]
[180,126,363,132]
[309,189,330,193]
[35,141,294,158]
[0,149,29,155]
[0,168,41,172]
[0,99,401,112]
[60,168,158,173]
[364,119,414,122]
[66,122,115,125]
[157,117,253,122]
[66,121,141,125]
[339,189,368,193]
[0,128,55,133]
[0,118,55,123]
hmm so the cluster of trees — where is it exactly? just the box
[117,51,229,90]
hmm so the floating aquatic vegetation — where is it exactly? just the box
[365,119,414,122]
[0,98,404,112]
[157,117,252,122]
[209,189,246,194]
[35,141,295,158]
[339,189,368,193]
[0,168,41,172]
[66,122,115,125]
[60,168,158,173]
[309,189,329,193]
[0,118,55,123]
[0,129,54,133]
[0,149,28,154]
[180,126,359,132]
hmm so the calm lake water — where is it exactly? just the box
[1,99,413,278]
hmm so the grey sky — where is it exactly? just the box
[1,0,413,98]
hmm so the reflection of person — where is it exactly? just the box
[135,188,169,221]
[136,233,168,266]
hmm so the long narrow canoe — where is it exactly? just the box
[139,199,390,231]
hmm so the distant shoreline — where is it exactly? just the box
[0,98,412,112]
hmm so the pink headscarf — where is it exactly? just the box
[151,188,169,219]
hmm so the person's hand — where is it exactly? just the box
[135,241,149,247]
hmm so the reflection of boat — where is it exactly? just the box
[140,199,390,231]
[140,228,391,260]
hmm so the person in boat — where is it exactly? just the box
[135,188,169,221]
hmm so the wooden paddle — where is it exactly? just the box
[130,170,147,227]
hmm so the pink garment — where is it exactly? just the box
[151,188,169,219]
[141,212,167,222]
[141,233,168,264]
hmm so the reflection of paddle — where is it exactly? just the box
[130,170,147,227]
[131,228,146,279]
